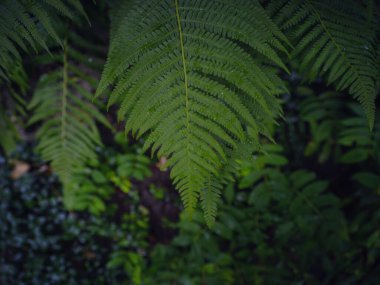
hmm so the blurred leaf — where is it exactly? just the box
[91,170,107,184]
[266,154,288,166]
[353,172,380,190]
[238,171,263,189]
[340,149,369,163]
[248,185,271,210]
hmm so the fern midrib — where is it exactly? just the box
[175,0,190,132]
[61,39,68,149]
[307,0,374,128]
[175,0,193,182]
[308,1,370,90]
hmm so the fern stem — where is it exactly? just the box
[307,1,343,57]
[174,0,190,134]
[175,0,196,208]
[61,38,68,142]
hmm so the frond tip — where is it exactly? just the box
[98,0,288,221]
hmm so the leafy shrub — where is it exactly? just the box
[0,144,149,285]
[144,148,380,285]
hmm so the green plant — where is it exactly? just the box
[27,33,110,207]
[269,0,378,129]
[0,0,379,224]
[96,0,379,223]
[338,103,380,164]
[0,0,87,81]
[97,0,290,224]
[143,142,379,284]
[67,132,152,214]
[0,144,149,285]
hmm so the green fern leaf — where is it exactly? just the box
[268,0,377,130]
[97,0,288,218]
[28,38,110,206]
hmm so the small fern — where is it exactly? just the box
[28,37,110,206]
[269,0,378,129]
[298,87,345,162]
[338,103,380,164]
[97,0,289,224]
[0,0,87,81]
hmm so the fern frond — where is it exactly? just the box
[29,38,110,205]
[0,0,87,81]
[269,0,378,129]
[97,0,288,217]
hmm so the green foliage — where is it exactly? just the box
[0,107,19,154]
[2,80,380,284]
[0,63,28,154]
[28,36,110,207]
[0,0,87,81]
[0,144,149,285]
[107,251,144,285]
[0,0,89,155]
[338,103,380,164]
[298,85,380,165]
[2,1,380,284]
[143,142,379,285]
[97,0,289,223]
[68,133,152,214]
[0,0,379,226]
[298,87,345,162]
[269,0,378,129]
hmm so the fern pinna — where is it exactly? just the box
[97,0,289,225]
[28,38,110,207]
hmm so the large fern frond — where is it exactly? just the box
[269,0,378,129]
[97,0,289,217]
[0,0,87,81]
[28,38,110,205]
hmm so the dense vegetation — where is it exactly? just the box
[0,0,379,284]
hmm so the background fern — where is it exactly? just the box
[0,0,88,157]
[0,0,87,82]
[28,36,110,207]
[268,0,378,129]
[97,0,290,224]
